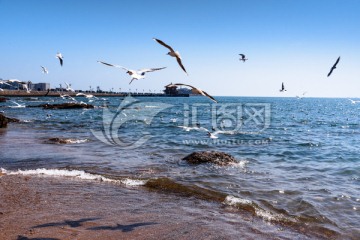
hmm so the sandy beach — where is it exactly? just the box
[1,173,290,240]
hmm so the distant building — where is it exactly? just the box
[31,83,50,91]
[164,83,178,95]
[163,83,191,97]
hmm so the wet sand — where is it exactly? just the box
[0,174,342,240]
[0,174,251,240]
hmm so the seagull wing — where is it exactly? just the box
[97,61,129,72]
[176,57,188,75]
[153,38,175,52]
[327,57,340,77]
[171,83,217,103]
[59,58,63,66]
[200,90,218,103]
[327,67,334,77]
[170,83,195,89]
[239,54,245,58]
[138,67,167,74]
[333,56,340,67]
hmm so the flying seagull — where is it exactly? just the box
[279,82,286,92]
[327,56,340,77]
[168,83,217,103]
[239,54,248,62]
[64,82,74,92]
[41,66,48,74]
[97,61,166,84]
[76,93,96,99]
[56,52,63,66]
[153,38,188,75]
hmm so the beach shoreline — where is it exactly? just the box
[0,173,343,240]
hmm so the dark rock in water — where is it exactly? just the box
[46,138,88,144]
[29,102,94,109]
[0,97,7,102]
[182,151,237,166]
[47,138,71,144]
[0,113,20,128]
[47,138,75,144]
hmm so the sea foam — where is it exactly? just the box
[0,168,147,186]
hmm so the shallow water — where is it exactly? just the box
[1,96,359,238]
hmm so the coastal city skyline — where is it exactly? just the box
[1,0,360,98]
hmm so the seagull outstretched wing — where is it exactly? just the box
[176,58,188,75]
[153,38,175,52]
[170,83,217,103]
[138,67,167,74]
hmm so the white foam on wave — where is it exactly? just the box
[67,139,89,144]
[224,195,252,205]
[255,209,286,222]
[229,160,248,168]
[120,178,147,186]
[223,195,292,223]
[0,168,147,186]
[21,119,33,123]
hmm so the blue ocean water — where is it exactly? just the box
[0,96,359,238]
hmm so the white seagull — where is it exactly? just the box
[56,52,63,66]
[97,61,166,84]
[153,38,188,75]
[279,82,286,92]
[239,54,248,62]
[41,66,49,74]
[58,92,76,102]
[64,82,74,92]
[296,91,307,99]
[9,100,25,108]
[168,83,217,103]
[21,83,31,93]
[76,93,96,99]
[348,99,360,104]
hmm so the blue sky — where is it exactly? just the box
[0,0,359,97]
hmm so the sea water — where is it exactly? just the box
[0,96,359,238]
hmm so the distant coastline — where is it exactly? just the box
[0,90,189,98]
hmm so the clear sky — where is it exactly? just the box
[0,0,359,97]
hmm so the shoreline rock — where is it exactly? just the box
[28,102,94,109]
[0,113,20,128]
[182,151,237,166]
